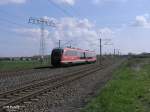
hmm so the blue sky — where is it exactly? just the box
[0,0,150,57]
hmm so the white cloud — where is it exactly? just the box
[113,27,150,54]
[132,14,150,28]
[14,15,150,55]
[97,27,114,35]
[52,0,76,6]
[92,0,127,5]
[0,0,26,5]
[14,17,113,54]
[103,14,150,54]
[13,28,49,41]
[50,17,99,49]
[51,17,113,50]
[11,15,150,56]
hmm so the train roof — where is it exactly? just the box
[52,47,95,53]
[64,47,95,52]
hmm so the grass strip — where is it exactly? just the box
[82,58,150,112]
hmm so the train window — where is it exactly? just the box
[85,52,93,59]
[80,52,85,59]
[65,50,77,56]
[73,51,77,56]
[77,51,81,57]
[85,52,88,58]
[64,50,70,56]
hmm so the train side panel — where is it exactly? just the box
[51,48,96,66]
[61,48,86,64]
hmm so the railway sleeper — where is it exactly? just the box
[0,98,10,102]
[42,93,50,96]
[30,98,39,102]
[12,94,20,97]
[20,91,29,94]
[23,90,33,92]
[0,65,101,110]
[2,95,14,99]
[23,101,32,104]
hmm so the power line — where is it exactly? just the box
[47,0,74,17]
[0,26,12,33]
[66,4,81,17]
[0,17,38,38]
[62,40,73,47]
[0,17,30,28]
[0,9,24,20]
[0,25,34,38]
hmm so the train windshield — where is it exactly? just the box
[51,49,63,57]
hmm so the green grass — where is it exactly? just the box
[82,58,150,112]
[0,60,50,71]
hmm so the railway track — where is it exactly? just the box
[0,63,98,93]
[0,63,96,80]
[0,64,103,112]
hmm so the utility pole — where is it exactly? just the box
[28,17,56,63]
[69,43,72,48]
[118,50,120,56]
[40,24,45,59]
[114,49,116,56]
[59,40,61,48]
[97,32,113,65]
[99,38,102,65]
[97,31,102,65]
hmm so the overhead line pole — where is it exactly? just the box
[28,17,56,63]
[97,32,102,65]
[114,49,116,56]
[59,40,61,48]
[99,38,102,65]
[97,32,113,65]
[40,24,45,59]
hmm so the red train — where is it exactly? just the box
[51,47,97,66]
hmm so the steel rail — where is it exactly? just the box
[0,65,102,111]
[0,64,99,97]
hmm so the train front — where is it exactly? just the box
[51,48,63,66]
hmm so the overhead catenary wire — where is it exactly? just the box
[0,9,25,20]
[66,4,81,17]
[0,26,12,33]
[0,17,31,28]
[0,25,35,38]
[0,8,31,28]
[47,0,74,17]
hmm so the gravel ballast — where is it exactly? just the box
[0,64,95,92]
[19,59,124,112]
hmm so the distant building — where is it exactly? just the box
[0,55,51,61]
